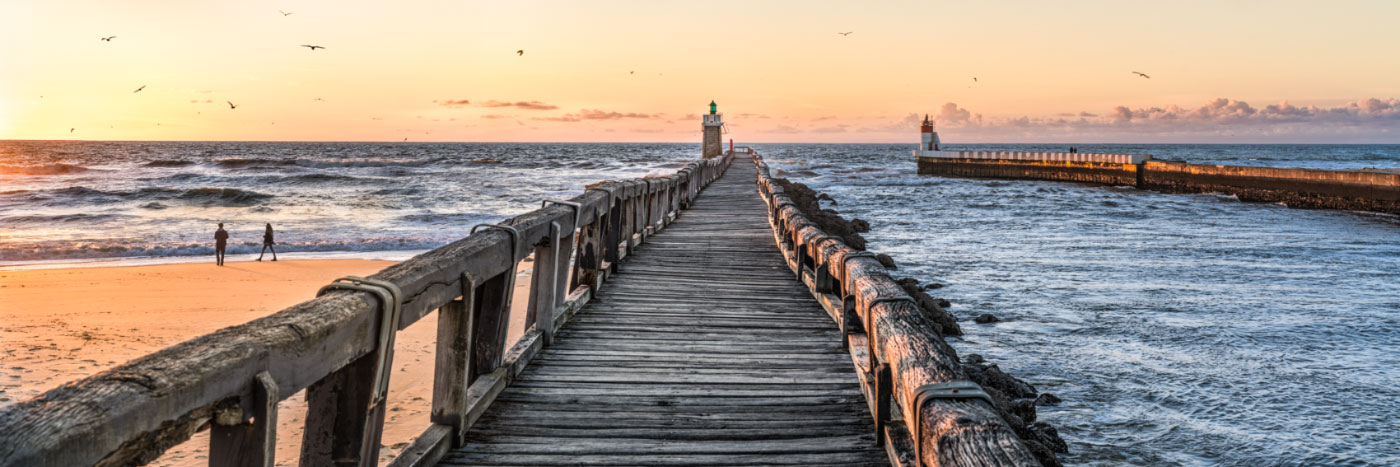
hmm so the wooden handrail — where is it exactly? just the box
[0,151,736,467]
[749,153,1039,467]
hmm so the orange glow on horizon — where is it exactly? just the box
[3,1,1399,143]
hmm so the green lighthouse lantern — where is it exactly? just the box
[709,100,717,115]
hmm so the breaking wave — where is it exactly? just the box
[0,163,91,176]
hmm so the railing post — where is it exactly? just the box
[605,197,622,273]
[874,362,892,447]
[300,349,381,466]
[430,279,474,446]
[468,270,513,384]
[210,372,277,467]
[554,226,577,313]
[301,277,404,467]
[526,222,563,343]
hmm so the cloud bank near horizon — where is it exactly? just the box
[758,98,1400,142]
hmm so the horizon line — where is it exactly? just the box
[5,138,1400,146]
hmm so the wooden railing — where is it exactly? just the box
[750,153,1039,467]
[0,151,736,467]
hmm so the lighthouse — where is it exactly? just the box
[917,114,941,157]
[701,100,724,158]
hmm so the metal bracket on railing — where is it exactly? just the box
[316,276,404,409]
[542,200,582,231]
[863,296,917,370]
[908,381,997,467]
[471,224,522,313]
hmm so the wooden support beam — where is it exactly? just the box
[209,372,277,467]
[299,350,382,467]
[430,298,473,445]
[468,272,512,384]
[526,222,563,344]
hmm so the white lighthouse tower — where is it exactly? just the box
[914,114,942,158]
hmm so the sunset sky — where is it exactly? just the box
[3,0,1399,143]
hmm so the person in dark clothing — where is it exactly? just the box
[214,223,229,266]
[257,223,277,261]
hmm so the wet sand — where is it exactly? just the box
[0,258,534,465]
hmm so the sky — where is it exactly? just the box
[2,0,1399,143]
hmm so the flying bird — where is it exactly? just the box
[133,85,146,93]
[973,77,978,82]
[1132,71,1150,79]
[70,128,75,133]
[279,10,292,16]
[227,101,238,109]
[516,50,524,56]
[313,97,324,101]
[301,44,325,50]
[838,32,853,36]
[100,36,116,41]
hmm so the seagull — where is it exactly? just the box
[133,85,146,93]
[516,50,524,56]
[973,77,978,82]
[629,71,634,74]
[313,97,324,101]
[279,10,292,16]
[70,128,75,133]
[227,101,238,109]
[100,36,116,41]
[302,44,325,50]
[837,32,853,36]
[1132,71,1150,79]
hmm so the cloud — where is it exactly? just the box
[914,97,1400,141]
[480,114,508,119]
[768,125,803,134]
[936,103,981,126]
[532,108,660,122]
[533,115,581,122]
[576,109,659,120]
[812,124,850,134]
[481,100,558,110]
[438,99,471,107]
[861,113,923,133]
[738,113,771,119]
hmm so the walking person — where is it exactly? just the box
[214,223,229,266]
[257,223,278,261]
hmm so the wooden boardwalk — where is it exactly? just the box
[439,165,889,465]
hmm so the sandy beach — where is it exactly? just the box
[0,258,534,466]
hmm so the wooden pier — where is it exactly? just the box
[0,149,1039,467]
[439,161,887,465]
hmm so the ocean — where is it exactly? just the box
[758,143,1400,466]
[3,140,1399,465]
[0,141,698,267]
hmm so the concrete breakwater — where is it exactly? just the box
[917,155,1400,215]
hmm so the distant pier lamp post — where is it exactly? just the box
[702,100,724,158]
